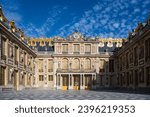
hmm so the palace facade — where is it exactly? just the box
[0,6,150,90]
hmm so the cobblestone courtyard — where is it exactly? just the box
[0,88,150,100]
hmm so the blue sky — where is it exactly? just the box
[1,0,150,38]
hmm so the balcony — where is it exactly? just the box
[62,52,68,54]
[48,69,53,72]
[73,52,80,54]
[85,52,91,54]
[57,68,96,73]
[99,52,114,56]
[39,69,43,72]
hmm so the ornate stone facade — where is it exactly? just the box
[0,6,150,90]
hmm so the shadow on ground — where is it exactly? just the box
[91,87,150,95]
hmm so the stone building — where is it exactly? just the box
[0,7,36,90]
[0,6,150,90]
[28,32,123,90]
[115,16,150,89]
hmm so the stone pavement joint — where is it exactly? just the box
[0,89,150,100]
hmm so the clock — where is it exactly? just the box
[73,33,79,39]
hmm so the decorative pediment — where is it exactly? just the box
[67,32,84,41]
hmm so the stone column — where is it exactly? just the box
[15,71,19,91]
[60,74,62,87]
[80,74,82,89]
[83,74,85,89]
[23,73,26,87]
[53,58,58,88]
[30,75,33,87]
[56,74,58,89]
[72,75,74,87]
[92,74,93,88]
[4,66,8,86]
[68,74,70,89]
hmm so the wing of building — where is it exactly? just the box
[0,6,150,90]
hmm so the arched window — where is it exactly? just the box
[84,58,91,70]
[62,58,68,70]
[72,58,80,70]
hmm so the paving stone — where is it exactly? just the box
[0,89,150,100]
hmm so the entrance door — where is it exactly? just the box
[85,75,92,90]
[62,75,69,90]
[134,70,138,88]
[73,75,80,90]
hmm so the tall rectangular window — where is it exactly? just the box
[109,59,114,72]
[139,45,144,59]
[126,52,129,69]
[146,67,150,85]
[99,59,105,72]
[139,68,144,83]
[62,44,68,53]
[129,51,133,63]
[38,59,43,72]
[39,75,44,81]
[15,46,18,65]
[48,75,53,81]
[48,59,53,72]
[85,44,91,54]
[1,37,6,60]
[129,70,133,84]
[134,47,138,66]
[74,44,80,54]
[145,38,150,62]
[0,66,5,85]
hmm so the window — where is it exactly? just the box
[85,44,91,54]
[139,45,144,59]
[72,58,80,70]
[129,70,133,84]
[1,37,6,60]
[109,59,114,72]
[99,59,105,72]
[146,67,150,85]
[38,59,43,72]
[15,46,18,65]
[126,52,129,69]
[48,59,53,72]
[119,57,122,71]
[8,45,13,58]
[134,47,138,66]
[62,58,68,70]
[39,75,44,81]
[62,44,68,53]
[129,51,133,63]
[139,68,144,83]
[145,38,150,62]
[0,66,5,85]
[48,75,53,81]
[84,58,91,70]
[74,44,80,54]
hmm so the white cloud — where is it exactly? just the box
[22,5,68,37]
[113,23,119,28]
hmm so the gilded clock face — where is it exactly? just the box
[73,33,79,39]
